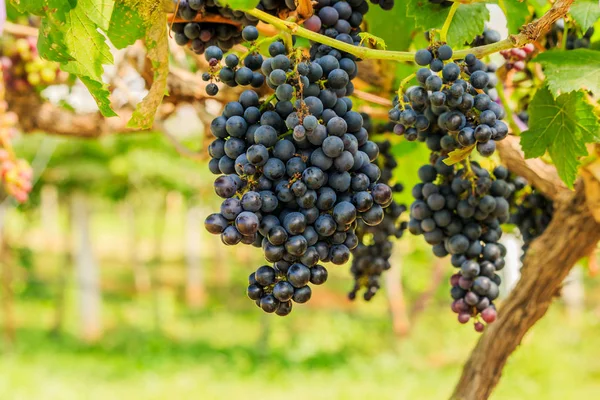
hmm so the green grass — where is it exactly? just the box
[0,294,599,400]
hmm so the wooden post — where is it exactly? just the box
[40,185,61,252]
[50,196,71,337]
[71,193,102,342]
[185,206,206,309]
[121,200,151,294]
[385,243,410,336]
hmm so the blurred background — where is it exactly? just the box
[0,132,596,400]
[1,3,600,400]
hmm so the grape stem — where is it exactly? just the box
[495,80,521,136]
[396,73,417,108]
[245,0,575,61]
[239,34,282,63]
[260,93,277,111]
[440,2,460,43]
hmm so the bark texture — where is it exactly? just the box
[451,181,600,400]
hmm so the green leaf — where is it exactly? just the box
[31,0,116,116]
[526,0,549,16]
[499,0,530,34]
[80,0,115,31]
[534,49,600,96]
[520,86,600,188]
[127,14,169,129]
[570,0,600,32]
[446,4,489,47]
[9,0,69,14]
[407,0,489,47]
[216,0,260,11]
[61,4,114,81]
[364,4,416,51]
[80,76,118,117]
[107,2,146,49]
[37,17,73,62]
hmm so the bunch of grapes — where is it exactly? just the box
[408,161,512,331]
[499,44,535,72]
[1,37,60,91]
[508,176,553,256]
[204,39,394,315]
[0,98,33,203]
[389,43,508,158]
[545,20,595,50]
[349,139,407,301]
[200,26,266,96]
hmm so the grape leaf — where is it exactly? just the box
[31,0,116,116]
[534,49,600,96]
[364,4,415,51]
[127,14,169,129]
[80,76,116,117]
[499,0,530,34]
[80,0,114,31]
[107,2,146,49]
[569,0,600,32]
[447,4,489,47]
[526,0,549,16]
[9,0,69,14]
[520,86,600,188]
[216,0,260,11]
[407,0,489,47]
[37,16,73,62]
[61,2,114,81]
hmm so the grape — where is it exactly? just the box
[415,49,433,66]
[304,15,322,32]
[205,46,224,62]
[242,26,259,42]
[437,44,453,60]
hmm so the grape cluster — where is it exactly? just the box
[204,43,393,315]
[508,176,553,256]
[499,44,535,72]
[545,20,595,50]
[389,44,508,158]
[409,161,513,331]
[200,26,266,96]
[0,99,32,203]
[349,139,407,301]
[170,0,260,54]
[1,36,60,91]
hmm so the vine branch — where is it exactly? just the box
[246,0,575,61]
